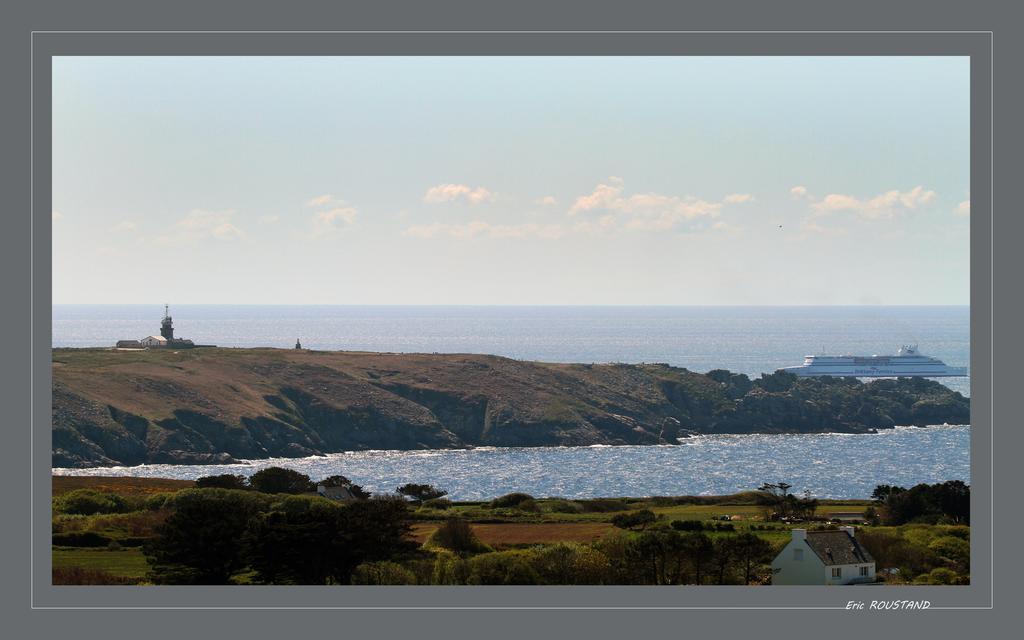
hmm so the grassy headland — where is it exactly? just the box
[53,347,969,467]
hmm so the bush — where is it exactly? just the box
[432,551,471,585]
[578,498,631,513]
[144,493,173,511]
[249,467,315,494]
[466,551,541,585]
[351,561,417,585]
[917,567,959,585]
[488,493,535,509]
[425,519,490,555]
[53,489,138,515]
[423,497,453,510]
[545,500,584,514]
[515,498,541,512]
[671,520,705,532]
[530,542,611,585]
[52,531,113,548]
[611,509,657,530]
[195,474,249,491]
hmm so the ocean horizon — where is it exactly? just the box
[52,304,971,396]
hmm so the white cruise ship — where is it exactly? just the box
[780,345,968,378]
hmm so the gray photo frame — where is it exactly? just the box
[3,2,1017,637]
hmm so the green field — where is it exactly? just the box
[52,547,151,580]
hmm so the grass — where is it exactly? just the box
[53,475,193,497]
[52,547,150,580]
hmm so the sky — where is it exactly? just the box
[51,56,970,305]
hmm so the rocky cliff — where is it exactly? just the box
[51,348,971,467]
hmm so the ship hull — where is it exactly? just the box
[781,366,968,378]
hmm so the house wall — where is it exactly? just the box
[824,562,876,585]
[771,539,826,585]
[772,539,876,585]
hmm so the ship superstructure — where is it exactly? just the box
[780,345,968,378]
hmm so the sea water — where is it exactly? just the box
[51,305,971,498]
[53,425,970,500]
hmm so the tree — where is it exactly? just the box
[680,532,715,585]
[249,467,315,494]
[711,537,736,585]
[331,496,418,584]
[725,533,775,585]
[195,474,249,490]
[244,500,341,584]
[144,489,270,584]
[396,483,448,505]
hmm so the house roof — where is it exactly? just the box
[317,484,355,500]
[804,530,875,566]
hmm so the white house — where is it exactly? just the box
[771,527,876,585]
[140,335,168,347]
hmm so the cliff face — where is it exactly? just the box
[51,348,971,467]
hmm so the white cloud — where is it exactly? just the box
[810,186,936,219]
[259,214,280,225]
[150,209,245,245]
[312,207,358,236]
[307,194,336,207]
[305,195,358,236]
[956,199,970,217]
[110,220,137,233]
[423,183,495,205]
[404,221,565,240]
[723,193,754,204]
[568,177,747,232]
[175,209,244,240]
[790,185,810,199]
[536,196,558,206]
[52,211,64,221]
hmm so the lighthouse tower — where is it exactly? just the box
[160,304,174,340]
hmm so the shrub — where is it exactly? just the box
[425,519,491,555]
[918,567,959,585]
[53,489,138,515]
[671,520,705,532]
[530,542,611,585]
[195,474,249,491]
[423,497,452,510]
[351,561,417,585]
[611,509,657,530]
[515,498,541,513]
[432,551,471,585]
[466,551,541,585]
[144,493,172,511]
[488,493,535,509]
[52,531,112,548]
[545,499,583,514]
[578,498,631,513]
[249,467,315,494]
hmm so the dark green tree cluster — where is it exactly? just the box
[143,489,415,584]
[871,480,969,525]
[192,467,369,497]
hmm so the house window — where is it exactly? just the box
[860,566,869,577]
[793,548,803,561]
[831,568,842,579]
